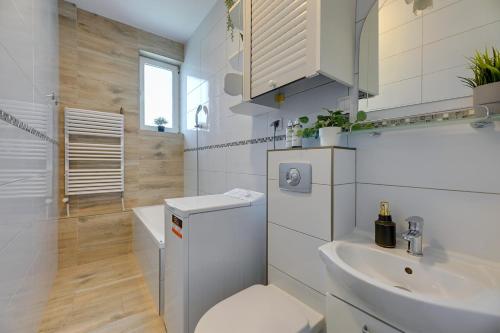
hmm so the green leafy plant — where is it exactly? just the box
[460,47,500,88]
[225,0,235,41]
[297,109,368,138]
[154,117,168,126]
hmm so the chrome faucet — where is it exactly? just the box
[402,216,424,256]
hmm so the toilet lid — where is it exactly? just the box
[195,285,324,333]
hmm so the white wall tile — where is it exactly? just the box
[198,148,226,172]
[226,143,267,176]
[423,21,500,75]
[268,180,332,241]
[199,170,227,195]
[352,124,500,194]
[380,48,421,85]
[365,76,421,111]
[423,0,500,44]
[357,183,500,262]
[379,18,421,59]
[379,0,419,33]
[268,223,327,294]
[0,1,58,331]
[422,65,471,102]
[225,173,266,193]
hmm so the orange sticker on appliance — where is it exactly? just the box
[172,226,183,239]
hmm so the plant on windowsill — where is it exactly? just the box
[225,0,235,41]
[154,117,168,132]
[297,109,368,146]
[460,47,500,106]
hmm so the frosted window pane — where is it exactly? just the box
[144,64,173,127]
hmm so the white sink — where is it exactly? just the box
[319,233,500,333]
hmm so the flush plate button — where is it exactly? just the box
[286,168,301,186]
[279,163,311,193]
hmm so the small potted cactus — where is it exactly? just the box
[154,117,168,132]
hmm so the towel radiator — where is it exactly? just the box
[64,108,124,215]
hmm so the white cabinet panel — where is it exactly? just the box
[333,149,356,185]
[268,179,331,241]
[247,0,355,98]
[268,148,332,185]
[333,184,356,240]
[250,0,315,97]
[327,294,403,333]
[268,265,325,315]
[268,223,327,294]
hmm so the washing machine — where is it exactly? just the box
[163,188,266,333]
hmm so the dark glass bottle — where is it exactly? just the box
[375,201,396,248]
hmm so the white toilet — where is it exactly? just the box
[195,148,356,333]
[195,284,324,333]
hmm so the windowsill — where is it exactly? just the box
[139,129,183,137]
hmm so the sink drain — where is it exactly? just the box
[394,285,412,293]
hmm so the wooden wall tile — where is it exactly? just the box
[57,1,184,266]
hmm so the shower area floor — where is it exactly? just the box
[38,254,166,333]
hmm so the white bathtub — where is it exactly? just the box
[133,205,165,315]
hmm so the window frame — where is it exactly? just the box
[139,55,180,133]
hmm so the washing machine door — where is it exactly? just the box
[164,209,188,333]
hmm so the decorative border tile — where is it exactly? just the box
[0,109,58,144]
[184,134,286,152]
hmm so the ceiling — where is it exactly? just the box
[67,0,218,43]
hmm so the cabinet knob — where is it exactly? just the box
[362,325,370,333]
[268,80,277,88]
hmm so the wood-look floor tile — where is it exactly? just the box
[39,254,165,333]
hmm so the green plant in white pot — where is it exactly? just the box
[298,109,367,147]
[460,47,500,106]
[154,117,168,132]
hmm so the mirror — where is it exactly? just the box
[358,0,500,116]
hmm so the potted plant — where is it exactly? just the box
[298,110,367,146]
[225,0,235,41]
[460,47,500,106]
[154,117,168,132]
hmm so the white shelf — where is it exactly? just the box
[228,49,243,72]
[230,100,277,116]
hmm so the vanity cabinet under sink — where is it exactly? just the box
[327,294,404,333]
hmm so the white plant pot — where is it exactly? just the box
[473,81,500,106]
[319,127,342,147]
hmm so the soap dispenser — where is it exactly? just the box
[374,201,396,248]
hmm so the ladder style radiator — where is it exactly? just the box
[64,108,124,214]
[0,100,54,199]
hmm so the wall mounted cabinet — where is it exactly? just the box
[243,0,355,100]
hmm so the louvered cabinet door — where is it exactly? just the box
[250,0,318,98]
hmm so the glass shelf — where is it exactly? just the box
[349,107,499,136]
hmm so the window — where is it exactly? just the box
[140,55,179,133]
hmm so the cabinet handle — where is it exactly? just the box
[268,80,277,88]
[362,325,370,333]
